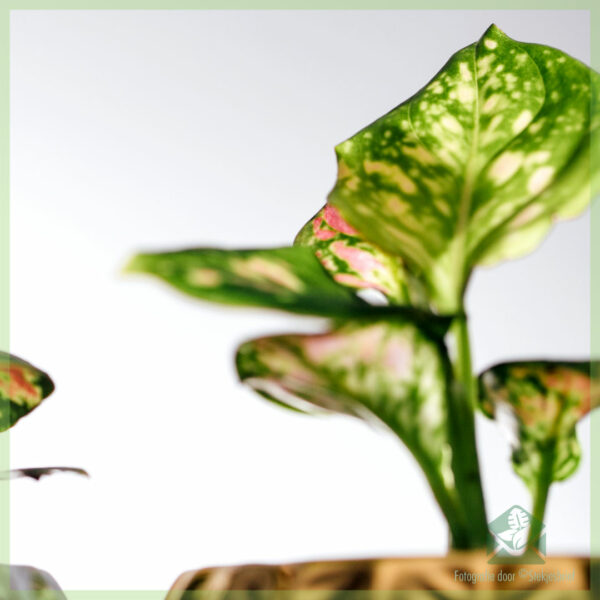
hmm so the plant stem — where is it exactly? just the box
[408,451,472,550]
[453,314,477,409]
[527,443,555,548]
[446,314,488,549]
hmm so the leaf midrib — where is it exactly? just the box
[452,45,481,305]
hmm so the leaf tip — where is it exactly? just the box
[481,23,512,46]
[122,254,151,275]
[484,23,503,36]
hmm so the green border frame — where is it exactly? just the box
[0,2,597,598]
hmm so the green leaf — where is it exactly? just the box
[478,360,599,490]
[294,204,423,305]
[0,352,55,432]
[236,318,473,544]
[125,246,368,317]
[328,24,599,311]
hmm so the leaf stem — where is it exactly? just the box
[446,315,488,549]
[527,442,555,548]
[407,451,471,550]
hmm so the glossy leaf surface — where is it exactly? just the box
[479,361,599,489]
[0,352,54,431]
[328,24,599,311]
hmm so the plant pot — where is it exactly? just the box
[166,553,592,597]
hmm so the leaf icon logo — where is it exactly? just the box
[488,505,545,563]
[494,507,530,554]
[508,507,529,531]
[513,528,528,550]
[497,529,516,543]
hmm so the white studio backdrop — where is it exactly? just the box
[9,9,591,591]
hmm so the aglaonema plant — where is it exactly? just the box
[126,25,600,551]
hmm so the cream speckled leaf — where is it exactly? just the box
[479,361,599,491]
[0,352,55,431]
[329,25,598,311]
[126,247,368,317]
[294,204,423,305]
[236,318,476,545]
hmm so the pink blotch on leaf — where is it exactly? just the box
[303,334,348,363]
[323,205,358,235]
[355,326,385,362]
[332,242,384,276]
[334,273,386,293]
[315,229,337,241]
[383,339,413,378]
[0,366,38,401]
[544,369,591,416]
[312,214,337,241]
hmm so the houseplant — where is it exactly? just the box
[0,352,87,598]
[126,24,599,592]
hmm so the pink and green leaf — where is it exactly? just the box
[125,247,368,317]
[0,352,55,431]
[294,204,423,305]
[478,361,599,490]
[327,24,599,311]
[236,318,473,543]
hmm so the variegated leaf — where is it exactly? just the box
[294,204,423,305]
[236,318,473,542]
[479,361,599,490]
[0,352,54,432]
[125,247,368,317]
[328,24,599,311]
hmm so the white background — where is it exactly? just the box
[9,10,591,591]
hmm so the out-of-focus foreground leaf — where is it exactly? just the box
[0,564,66,600]
[0,467,89,481]
[236,317,479,546]
[0,352,54,432]
[126,246,370,317]
[479,360,599,491]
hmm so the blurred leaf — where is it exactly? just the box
[478,360,599,490]
[126,246,368,317]
[0,467,89,481]
[0,565,66,600]
[236,317,472,541]
[0,352,54,432]
[295,204,425,305]
[328,24,600,311]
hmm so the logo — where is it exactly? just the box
[487,505,545,564]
